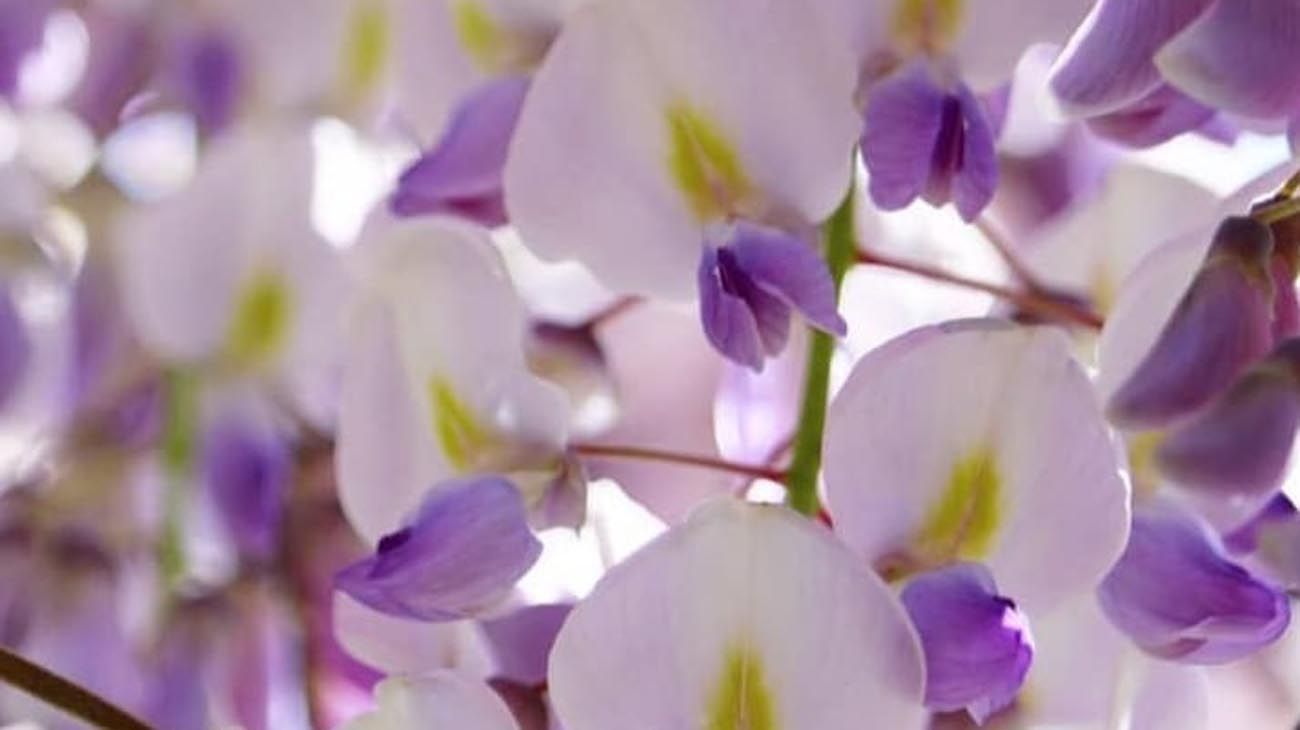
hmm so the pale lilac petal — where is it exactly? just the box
[1157,0,1300,119]
[390,76,531,226]
[505,0,858,298]
[480,603,571,686]
[1050,0,1213,115]
[1098,506,1290,664]
[0,283,30,412]
[862,63,997,221]
[548,500,926,730]
[951,0,1093,91]
[900,563,1033,723]
[825,321,1130,616]
[1086,84,1218,148]
[335,476,542,622]
[1157,346,1300,497]
[343,673,520,730]
[202,414,289,560]
[1107,217,1277,429]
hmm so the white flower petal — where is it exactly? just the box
[825,320,1129,614]
[549,499,926,730]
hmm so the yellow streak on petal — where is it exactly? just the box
[914,448,1001,562]
[892,0,964,54]
[342,1,392,95]
[430,376,491,472]
[1126,430,1165,501]
[454,1,511,72]
[226,270,293,366]
[665,104,751,222]
[706,644,778,730]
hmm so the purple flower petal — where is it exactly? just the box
[1225,494,1300,591]
[390,76,531,227]
[172,26,241,136]
[697,222,846,371]
[203,416,289,561]
[1049,0,1212,114]
[862,61,998,221]
[335,475,542,622]
[1086,84,1218,149]
[70,8,155,137]
[1157,341,1300,497]
[900,563,1033,724]
[1098,506,1290,664]
[1157,0,1300,120]
[0,284,29,412]
[481,603,572,686]
[1108,216,1277,429]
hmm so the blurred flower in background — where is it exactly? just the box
[0,1,1298,729]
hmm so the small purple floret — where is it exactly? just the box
[335,475,542,622]
[900,563,1034,725]
[390,76,531,226]
[697,221,846,371]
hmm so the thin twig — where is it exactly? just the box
[855,248,1105,330]
[0,645,153,729]
[571,442,787,483]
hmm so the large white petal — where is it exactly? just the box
[825,320,1130,614]
[336,214,569,543]
[953,0,1093,91]
[505,0,858,298]
[549,499,926,730]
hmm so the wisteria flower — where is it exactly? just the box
[823,0,1091,219]
[548,499,926,729]
[335,214,569,543]
[505,0,856,369]
[343,672,520,730]
[114,122,348,425]
[824,320,1129,718]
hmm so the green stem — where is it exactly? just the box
[785,186,856,516]
[159,369,199,587]
[0,645,153,729]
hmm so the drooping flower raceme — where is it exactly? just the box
[505,0,857,370]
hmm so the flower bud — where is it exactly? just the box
[1108,216,1275,428]
[1098,506,1289,664]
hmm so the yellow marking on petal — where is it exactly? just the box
[454,1,512,71]
[342,1,392,95]
[430,377,491,472]
[706,644,778,730]
[892,0,963,54]
[914,449,1001,562]
[1126,430,1165,501]
[666,104,751,221]
[226,270,293,366]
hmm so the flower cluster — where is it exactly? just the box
[0,1,1297,729]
